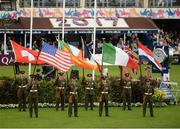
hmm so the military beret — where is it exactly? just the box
[30,74,36,78]
[145,65,151,69]
[19,71,25,74]
[58,72,64,76]
[125,73,130,77]
[36,69,41,73]
[101,76,106,80]
[146,79,151,82]
[87,74,92,77]
[72,76,77,79]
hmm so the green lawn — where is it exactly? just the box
[0,65,180,128]
[0,65,180,80]
[0,106,180,128]
[1,65,180,88]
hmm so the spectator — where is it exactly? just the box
[117,38,123,48]
[158,0,165,7]
[0,41,4,54]
[120,0,125,7]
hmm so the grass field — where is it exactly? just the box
[0,65,180,128]
[0,64,180,81]
[1,65,180,89]
[0,106,180,128]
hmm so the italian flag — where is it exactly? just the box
[102,43,138,70]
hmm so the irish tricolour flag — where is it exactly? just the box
[138,42,162,71]
[102,43,138,70]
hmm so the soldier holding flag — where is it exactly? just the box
[54,71,66,111]
[84,73,96,111]
[122,72,132,111]
[143,78,154,117]
[98,75,110,117]
[68,75,79,117]
[16,71,28,112]
[26,74,39,118]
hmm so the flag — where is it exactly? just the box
[123,46,138,60]
[58,40,64,50]
[11,40,43,64]
[82,39,102,73]
[57,40,98,70]
[138,42,162,71]
[58,39,83,59]
[102,43,138,70]
[39,42,72,71]
[83,42,91,60]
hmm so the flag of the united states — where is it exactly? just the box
[39,42,73,71]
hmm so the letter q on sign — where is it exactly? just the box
[1,57,9,65]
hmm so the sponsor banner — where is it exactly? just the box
[0,11,17,19]
[17,8,180,19]
[1,8,180,19]
[0,29,157,34]
[0,54,15,66]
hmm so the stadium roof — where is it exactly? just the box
[0,17,159,34]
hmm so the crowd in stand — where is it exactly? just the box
[158,30,180,54]
[94,31,180,55]
[0,30,179,55]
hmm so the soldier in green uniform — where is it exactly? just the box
[145,65,152,79]
[84,73,95,111]
[68,76,79,117]
[143,79,154,117]
[122,73,132,111]
[16,71,28,111]
[98,76,110,117]
[26,74,39,118]
[54,72,66,111]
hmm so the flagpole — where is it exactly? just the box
[10,40,17,80]
[62,0,65,41]
[12,63,16,80]
[81,36,85,81]
[136,38,142,79]
[62,0,69,82]
[101,50,104,77]
[29,0,33,77]
[119,66,123,81]
[139,59,142,79]
[32,39,43,75]
[101,38,106,77]
[92,0,97,80]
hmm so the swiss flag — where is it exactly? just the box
[11,40,43,64]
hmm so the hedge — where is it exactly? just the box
[0,76,155,104]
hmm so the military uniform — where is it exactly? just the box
[145,65,152,79]
[122,73,132,110]
[143,79,154,117]
[26,75,39,118]
[99,77,109,117]
[16,71,28,111]
[84,74,95,111]
[54,72,66,111]
[68,77,79,117]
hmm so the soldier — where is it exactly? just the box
[26,74,39,118]
[68,76,79,117]
[84,73,95,111]
[98,76,110,117]
[54,72,66,111]
[122,73,132,111]
[145,65,152,79]
[143,79,154,117]
[16,71,28,112]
